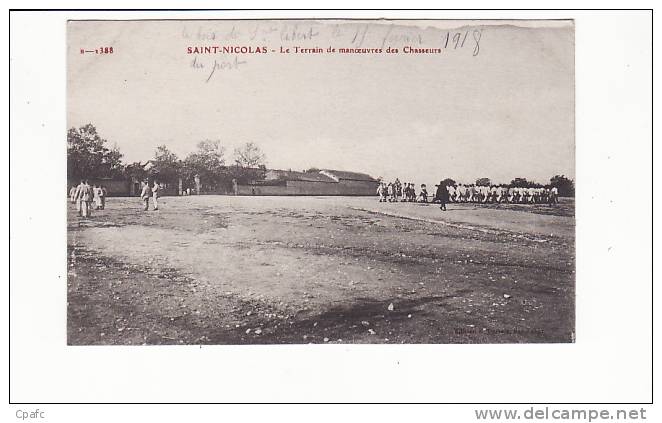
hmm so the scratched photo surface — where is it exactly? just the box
[67,20,575,345]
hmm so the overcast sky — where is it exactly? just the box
[68,19,574,185]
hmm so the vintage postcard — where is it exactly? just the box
[66,19,575,345]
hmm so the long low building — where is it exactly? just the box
[234,169,379,196]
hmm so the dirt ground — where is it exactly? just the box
[67,196,575,345]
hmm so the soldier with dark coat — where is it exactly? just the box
[436,181,450,211]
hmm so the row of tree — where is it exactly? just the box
[68,124,576,197]
[67,124,268,192]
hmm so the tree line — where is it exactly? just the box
[67,124,267,192]
[67,124,575,197]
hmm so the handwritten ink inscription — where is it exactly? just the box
[190,55,248,82]
[442,29,483,56]
[179,23,485,82]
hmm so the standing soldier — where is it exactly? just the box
[466,184,475,203]
[456,184,466,203]
[94,185,103,210]
[69,185,77,204]
[447,184,456,203]
[86,181,95,214]
[74,179,85,216]
[419,184,428,203]
[512,187,519,204]
[378,182,387,202]
[436,181,449,211]
[140,180,151,211]
[475,185,483,203]
[521,187,529,204]
[474,185,482,203]
[490,185,499,203]
[77,180,93,218]
[550,186,559,204]
[152,181,161,211]
[528,187,536,203]
[100,185,107,209]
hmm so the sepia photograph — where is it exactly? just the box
[66,18,575,345]
[10,4,655,411]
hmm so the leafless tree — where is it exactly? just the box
[233,142,266,168]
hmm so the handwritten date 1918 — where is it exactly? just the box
[442,29,482,56]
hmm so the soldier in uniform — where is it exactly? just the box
[76,180,93,218]
[387,182,394,202]
[140,180,151,211]
[100,185,107,209]
[447,184,456,203]
[550,186,559,204]
[418,184,428,203]
[436,181,449,211]
[94,185,103,210]
[69,186,77,204]
[73,179,85,214]
[152,181,161,210]
[456,184,467,203]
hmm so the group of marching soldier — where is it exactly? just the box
[445,184,559,204]
[377,179,429,203]
[377,180,559,207]
[69,179,108,218]
[70,179,163,217]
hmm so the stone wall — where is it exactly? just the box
[234,179,379,196]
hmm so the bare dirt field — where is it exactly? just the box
[67,196,575,345]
